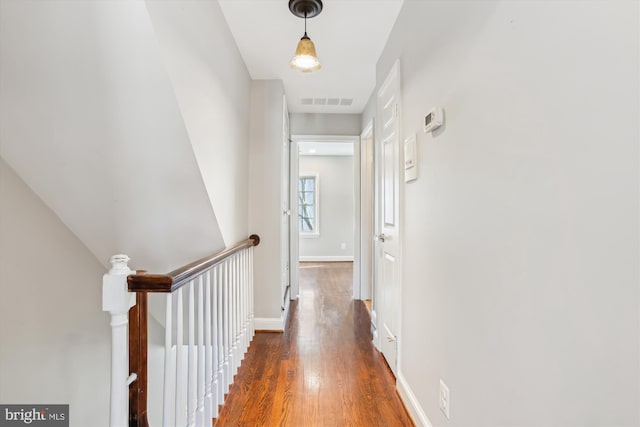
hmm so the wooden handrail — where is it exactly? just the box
[127,234,260,293]
[125,234,260,427]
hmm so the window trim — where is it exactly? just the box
[298,172,319,238]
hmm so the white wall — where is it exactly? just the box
[0,2,254,424]
[145,0,251,246]
[0,1,224,273]
[361,92,376,133]
[377,1,639,426]
[299,155,355,260]
[290,113,362,136]
[0,158,111,426]
[249,80,287,327]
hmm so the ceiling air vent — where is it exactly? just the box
[300,97,354,107]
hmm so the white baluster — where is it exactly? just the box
[210,267,219,415]
[250,247,255,337]
[235,254,241,363]
[239,250,247,354]
[102,255,135,427]
[232,256,239,375]
[204,271,214,423]
[197,276,205,427]
[175,288,185,427]
[239,253,246,359]
[162,293,173,427]
[242,250,249,352]
[223,260,231,392]
[230,256,236,384]
[188,281,196,427]
[248,249,252,345]
[246,250,251,349]
[240,251,246,355]
[216,265,225,404]
[219,263,225,395]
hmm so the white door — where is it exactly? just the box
[281,98,291,311]
[375,61,402,376]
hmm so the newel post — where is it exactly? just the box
[103,255,135,427]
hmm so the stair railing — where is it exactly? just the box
[103,234,260,427]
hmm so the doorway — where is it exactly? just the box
[289,135,361,301]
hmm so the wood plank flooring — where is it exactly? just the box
[214,262,414,426]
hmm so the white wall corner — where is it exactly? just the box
[397,371,433,427]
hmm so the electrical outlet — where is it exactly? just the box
[340,242,347,250]
[439,379,450,419]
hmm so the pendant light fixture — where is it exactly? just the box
[289,0,323,73]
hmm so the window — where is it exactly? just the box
[299,174,318,235]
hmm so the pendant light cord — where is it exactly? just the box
[304,12,307,37]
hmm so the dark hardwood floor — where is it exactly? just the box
[213,262,414,426]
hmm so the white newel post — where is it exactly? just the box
[103,255,135,427]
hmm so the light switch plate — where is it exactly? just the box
[404,134,417,182]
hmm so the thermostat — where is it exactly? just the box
[424,107,443,133]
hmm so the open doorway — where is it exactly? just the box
[289,135,361,300]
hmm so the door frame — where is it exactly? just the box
[282,97,292,323]
[289,134,361,300]
[360,120,375,304]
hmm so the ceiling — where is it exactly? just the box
[218,0,404,114]
[299,141,354,156]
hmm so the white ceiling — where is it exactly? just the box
[299,141,353,156]
[218,0,404,114]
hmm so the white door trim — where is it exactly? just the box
[289,132,299,301]
[281,96,292,321]
[360,120,374,303]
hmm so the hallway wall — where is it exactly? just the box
[249,80,287,327]
[290,113,362,136]
[299,155,355,260]
[0,158,111,426]
[377,1,639,426]
[0,0,225,273]
[145,0,252,246]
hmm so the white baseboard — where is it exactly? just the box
[254,317,284,331]
[299,256,354,262]
[397,371,433,427]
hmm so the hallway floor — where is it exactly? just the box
[214,261,414,426]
